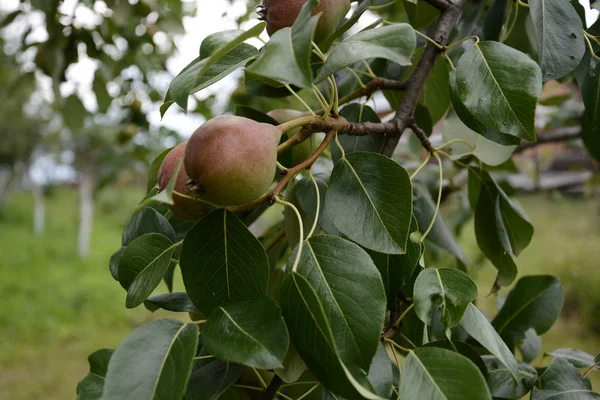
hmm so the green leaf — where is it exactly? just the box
[470,170,534,290]
[203,297,288,369]
[547,349,599,369]
[367,232,423,309]
[483,0,509,40]
[459,303,520,381]
[331,104,385,161]
[413,267,478,328]
[582,112,600,162]
[454,41,542,141]
[532,357,600,399]
[529,0,585,81]
[246,1,319,88]
[274,344,308,383]
[443,114,517,166]
[109,247,125,281]
[146,147,172,194]
[368,343,394,398]
[449,70,521,146]
[576,49,600,162]
[405,0,439,29]
[118,233,175,308]
[483,356,538,399]
[492,275,564,345]
[63,94,87,131]
[400,347,492,400]
[77,349,114,400]
[424,340,487,377]
[180,209,269,315]
[163,43,258,114]
[144,292,201,314]
[185,360,244,400]
[122,207,175,246]
[395,307,426,351]
[316,23,416,82]
[93,71,111,113]
[101,319,198,400]
[519,327,542,363]
[413,183,467,266]
[280,235,386,400]
[320,0,371,50]
[324,152,413,254]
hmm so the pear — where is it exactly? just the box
[262,0,350,43]
[157,142,214,221]
[185,116,283,206]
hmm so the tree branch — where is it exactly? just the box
[515,126,581,153]
[382,0,466,156]
[263,375,283,400]
[337,77,407,106]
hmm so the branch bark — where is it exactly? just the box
[382,0,466,156]
[263,375,283,400]
[515,126,581,153]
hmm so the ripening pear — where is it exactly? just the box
[262,0,350,42]
[268,109,324,167]
[157,142,214,221]
[185,116,283,206]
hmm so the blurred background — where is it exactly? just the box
[0,0,599,399]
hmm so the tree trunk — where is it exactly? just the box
[32,183,45,236]
[0,166,13,214]
[78,163,94,258]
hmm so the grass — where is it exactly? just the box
[0,187,599,399]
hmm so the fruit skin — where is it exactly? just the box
[157,142,214,221]
[268,109,324,167]
[263,0,350,42]
[185,115,283,206]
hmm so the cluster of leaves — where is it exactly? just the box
[77,0,600,399]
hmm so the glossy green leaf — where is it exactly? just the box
[274,344,308,384]
[532,357,600,399]
[470,170,533,290]
[576,49,600,162]
[414,267,478,328]
[400,347,491,400]
[109,247,125,281]
[122,207,175,246]
[483,356,538,399]
[331,104,385,161]
[529,0,585,80]
[246,1,319,88]
[324,152,413,254]
[118,233,175,308]
[413,183,467,265]
[144,292,201,314]
[77,349,114,400]
[320,0,371,50]
[449,70,521,146]
[483,0,509,40]
[185,360,244,400]
[203,297,288,369]
[492,275,564,345]
[367,233,423,309]
[101,319,198,400]
[395,307,426,351]
[164,43,258,114]
[316,23,416,82]
[180,209,269,315]
[280,235,386,400]
[405,0,438,29]
[368,343,394,398]
[454,41,542,141]
[146,147,172,194]
[424,340,487,377]
[519,328,542,363]
[460,303,520,380]
[547,349,599,369]
[443,114,517,166]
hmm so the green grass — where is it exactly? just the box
[0,188,599,399]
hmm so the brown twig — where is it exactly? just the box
[263,375,283,400]
[410,122,434,153]
[337,77,407,106]
[382,0,466,156]
[515,126,581,153]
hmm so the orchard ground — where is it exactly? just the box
[0,186,599,400]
